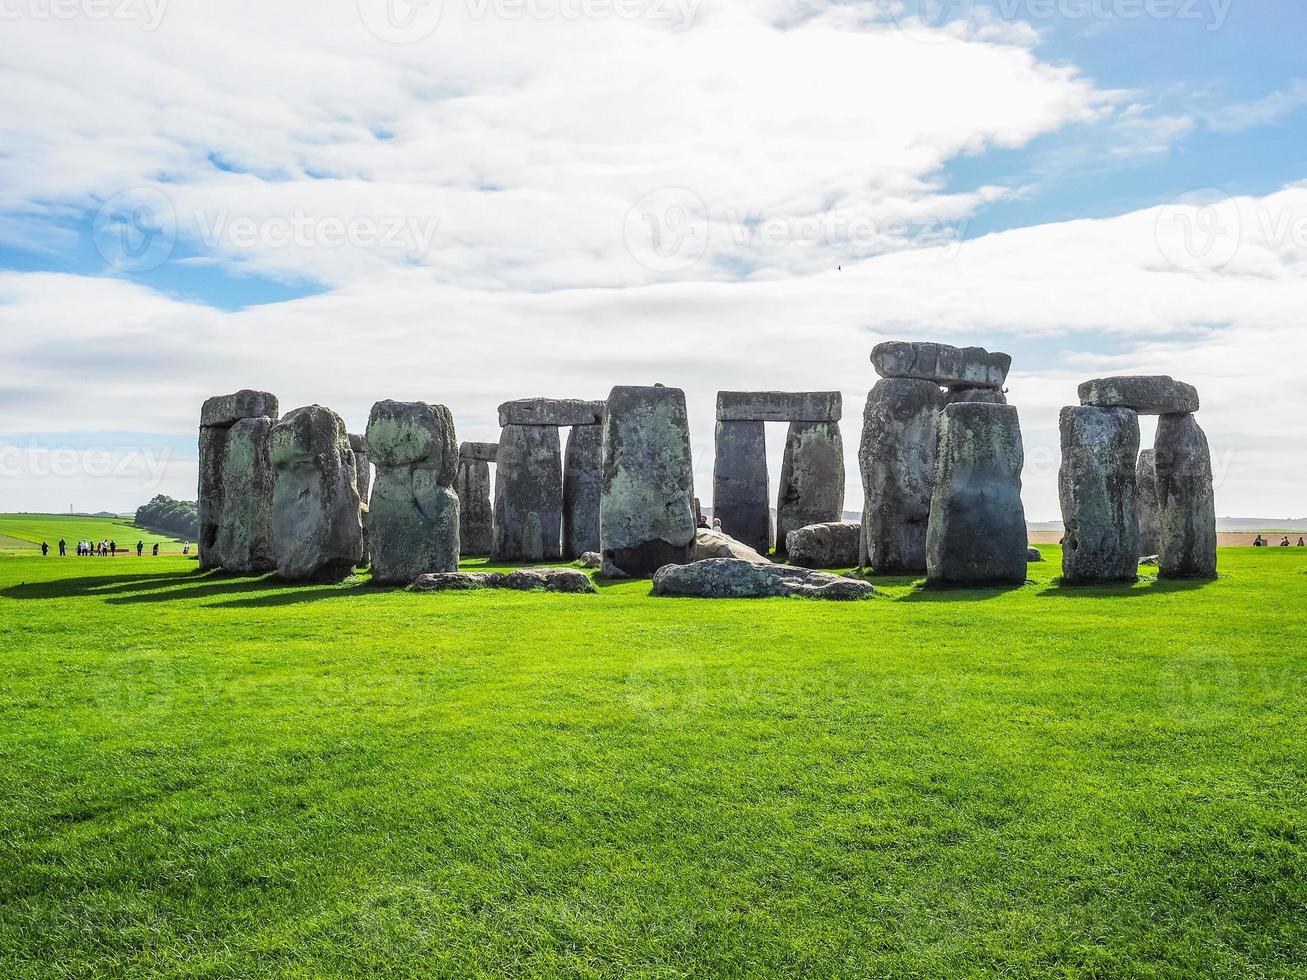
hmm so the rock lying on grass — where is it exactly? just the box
[577,551,602,569]
[1027,546,1043,562]
[651,558,875,600]
[786,520,860,568]
[694,528,769,564]
[410,567,596,594]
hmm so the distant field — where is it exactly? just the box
[0,514,188,553]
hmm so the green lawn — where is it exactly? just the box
[0,514,187,554]
[0,549,1303,978]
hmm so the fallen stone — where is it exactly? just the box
[493,424,563,561]
[716,390,842,422]
[872,341,1010,389]
[458,441,498,463]
[786,521,861,569]
[577,551,602,568]
[600,385,697,577]
[215,416,276,574]
[926,403,1028,585]
[269,405,363,582]
[200,389,280,429]
[563,423,602,558]
[1027,546,1043,562]
[455,457,494,556]
[1058,405,1141,584]
[1154,413,1217,579]
[694,528,770,564]
[1136,448,1162,557]
[497,398,605,428]
[651,558,875,600]
[1077,376,1200,415]
[410,567,596,594]
[859,378,942,573]
[775,420,845,558]
[711,419,771,555]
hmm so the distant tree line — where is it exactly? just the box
[135,495,198,540]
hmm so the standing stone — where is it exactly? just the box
[563,423,603,559]
[859,378,942,573]
[944,387,1006,407]
[364,400,460,584]
[198,389,279,572]
[493,424,562,561]
[600,385,696,577]
[926,403,1027,585]
[349,433,372,568]
[712,419,771,555]
[456,458,494,556]
[1136,448,1162,557]
[775,421,844,558]
[1153,414,1217,579]
[269,405,362,582]
[214,416,276,574]
[1058,406,1141,584]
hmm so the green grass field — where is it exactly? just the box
[1,548,1303,978]
[0,514,188,554]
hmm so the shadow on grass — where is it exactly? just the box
[1,569,210,601]
[2,568,372,607]
[899,580,1030,602]
[1038,575,1215,599]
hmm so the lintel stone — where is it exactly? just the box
[715,391,842,422]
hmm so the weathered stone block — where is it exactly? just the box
[716,391,842,422]
[497,398,605,427]
[215,416,276,574]
[785,520,861,569]
[1058,406,1141,584]
[1136,448,1162,557]
[775,421,844,558]
[201,389,279,429]
[1078,376,1200,415]
[1154,414,1217,579]
[712,419,771,555]
[651,558,874,599]
[456,458,494,556]
[872,341,1010,388]
[563,422,603,558]
[458,441,498,462]
[493,424,563,561]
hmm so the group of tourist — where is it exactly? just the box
[1252,535,1304,547]
[38,537,180,558]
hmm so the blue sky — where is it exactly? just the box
[1,0,1305,518]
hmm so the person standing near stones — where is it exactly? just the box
[41,542,49,557]
[1280,536,1291,547]
[152,543,159,556]
[137,540,143,557]
[58,538,66,556]
[1253,534,1265,547]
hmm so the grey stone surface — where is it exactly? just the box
[411,567,596,593]
[694,528,770,564]
[600,385,696,577]
[459,441,498,463]
[859,378,942,573]
[1154,414,1217,579]
[651,558,875,600]
[363,401,460,584]
[775,421,844,558]
[563,423,602,558]
[1027,546,1043,562]
[1078,376,1200,415]
[711,419,771,555]
[197,425,227,571]
[493,424,563,561]
[926,403,1028,585]
[872,342,1010,389]
[786,520,861,569]
[497,398,604,427]
[200,389,279,429]
[577,551,602,568]
[269,405,363,582]
[944,387,1007,406]
[455,457,494,556]
[1136,448,1162,557]
[716,390,842,422]
[214,416,276,574]
[1058,406,1141,584]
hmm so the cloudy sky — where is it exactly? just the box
[1,0,1305,520]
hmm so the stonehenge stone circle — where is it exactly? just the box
[600,384,696,577]
[498,398,604,428]
[712,418,771,554]
[1153,413,1217,579]
[198,389,279,572]
[651,558,875,600]
[926,403,1027,585]
[1078,376,1199,415]
[493,423,563,561]
[858,378,942,573]
[785,520,861,569]
[268,405,363,582]
[1136,448,1162,557]
[455,447,495,557]
[364,400,460,584]
[775,421,844,558]
[214,416,277,574]
[1058,406,1141,584]
[563,422,603,558]
[716,390,842,423]
[872,341,1010,389]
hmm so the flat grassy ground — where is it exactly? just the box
[0,514,186,554]
[0,549,1303,978]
